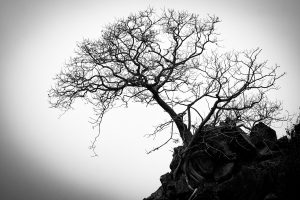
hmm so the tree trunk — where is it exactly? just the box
[149,87,193,145]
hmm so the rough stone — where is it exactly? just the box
[190,151,215,177]
[264,193,279,200]
[170,146,184,172]
[294,123,300,135]
[213,162,235,182]
[229,129,257,158]
[143,186,165,200]
[206,134,237,161]
[250,122,277,150]
[276,136,289,149]
[216,165,268,200]
[174,174,192,196]
[145,122,300,200]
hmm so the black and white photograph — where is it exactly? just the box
[1,0,300,199]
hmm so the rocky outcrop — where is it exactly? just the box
[250,122,278,157]
[144,122,300,200]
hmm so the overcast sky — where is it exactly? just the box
[1,0,300,200]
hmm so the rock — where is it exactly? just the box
[159,173,176,199]
[206,134,237,161]
[160,173,174,190]
[213,162,235,182]
[145,122,300,200]
[184,160,205,189]
[170,146,184,172]
[251,122,277,142]
[250,122,277,150]
[258,146,273,157]
[156,173,192,199]
[229,129,257,158]
[216,165,267,200]
[294,123,300,135]
[191,183,219,200]
[175,174,192,196]
[264,193,278,200]
[160,173,172,186]
[143,186,165,200]
[189,151,215,177]
[276,136,289,149]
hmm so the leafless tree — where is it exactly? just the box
[49,9,285,153]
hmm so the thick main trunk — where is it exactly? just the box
[149,88,192,145]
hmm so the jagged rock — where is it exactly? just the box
[159,173,176,199]
[189,151,215,177]
[216,164,274,200]
[170,146,184,172]
[251,122,277,142]
[258,146,274,158]
[184,161,205,189]
[145,122,300,200]
[192,183,219,200]
[294,123,300,135]
[264,193,278,200]
[213,162,235,182]
[143,186,165,200]
[155,172,192,200]
[276,136,289,149]
[250,122,277,150]
[174,174,192,198]
[206,134,237,161]
[229,128,257,158]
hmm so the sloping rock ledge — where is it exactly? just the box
[144,122,300,200]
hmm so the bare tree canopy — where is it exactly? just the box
[49,9,285,151]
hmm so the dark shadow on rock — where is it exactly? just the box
[144,121,300,200]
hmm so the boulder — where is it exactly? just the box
[189,151,215,177]
[191,183,219,200]
[206,134,237,161]
[264,193,279,200]
[276,136,289,149]
[294,123,300,135]
[145,122,300,200]
[143,186,165,200]
[174,174,192,197]
[250,122,277,150]
[184,160,205,189]
[229,129,257,158]
[216,165,269,200]
[213,162,235,182]
[159,173,176,199]
[170,146,184,172]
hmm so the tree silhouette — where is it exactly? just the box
[49,9,285,153]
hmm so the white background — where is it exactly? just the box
[0,0,300,199]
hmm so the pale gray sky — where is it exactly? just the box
[0,0,299,200]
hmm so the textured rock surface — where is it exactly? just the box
[213,162,234,182]
[144,122,300,200]
[250,122,277,151]
[251,122,277,141]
